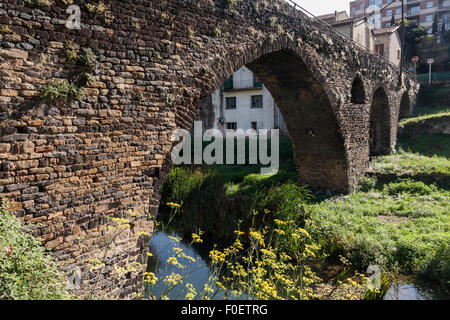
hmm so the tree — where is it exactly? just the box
[432,13,438,34]
[390,14,396,27]
[400,19,429,63]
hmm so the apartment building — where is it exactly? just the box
[350,0,450,33]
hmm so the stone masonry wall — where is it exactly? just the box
[0,0,419,298]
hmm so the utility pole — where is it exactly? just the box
[399,0,405,84]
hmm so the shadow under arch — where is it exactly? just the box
[399,92,412,120]
[245,49,348,192]
[370,87,391,157]
[351,76,366,104]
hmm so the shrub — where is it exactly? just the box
[77,48,98,69]
[223,0,236,10]
[0,199,68,300]
[40,80,85,104]
[64,40,78,64]
[383,179,437,196]
[358,176,378,192]
[418,242,450,288]
[85,1,114,24]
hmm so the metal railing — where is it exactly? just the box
[281,0,413,75]
[417,71,450,82]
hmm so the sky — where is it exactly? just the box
[293,0,351,16]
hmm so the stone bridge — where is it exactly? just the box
[0,0,419,297]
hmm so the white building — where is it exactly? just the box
[203,66,289,137]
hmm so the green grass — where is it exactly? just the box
[397,133,450,159]
[308,180,449,287]
[410,104,450,119]
[400,111,450,126]
[371,150,450,176]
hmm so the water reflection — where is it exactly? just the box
[147,232,448,300]
[146,231,247,300]
[384,280,450,300]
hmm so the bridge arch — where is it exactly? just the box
[350,75,366,104]
[172,38,350,193]
[399,92,412,120]
[370,86,391,157]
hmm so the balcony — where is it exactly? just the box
[407,8,421,17]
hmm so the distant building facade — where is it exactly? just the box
[200,66,289,137]
[350,0,450,33]
[319,10,401,66]
[318,11,374,49]
[373,26,402,66]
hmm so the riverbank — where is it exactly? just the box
[159,111,449,297]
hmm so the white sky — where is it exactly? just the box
[293,0,351,16]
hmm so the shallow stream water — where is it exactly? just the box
[147,231,449,300]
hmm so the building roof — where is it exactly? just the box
[372,25,400,36]
[317,11,349,23]
[329,17,367,27]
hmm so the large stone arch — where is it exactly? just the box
[168,37,350,193]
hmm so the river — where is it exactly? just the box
[147,231,449,300]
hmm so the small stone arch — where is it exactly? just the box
[370,87,391,157]
[351,76,366,104]
[399,92,412,120]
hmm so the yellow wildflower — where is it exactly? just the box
[192,232,203,243]
[167,202,181,208]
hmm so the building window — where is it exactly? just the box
[251,95,263,108]
[226,97,236,109]
[409,6,420,15]
[360,3,364,9]
[426,15,433,23]
[386,23,391,28]
[396,8,401,15]
[426,1,434,8]
[369,0,382,8]
[251,122,258,131]
[253,75,262,88]
[224,76,233,90]
[375,44,385,57]
[386,10,392,17]
[226,122,237,130]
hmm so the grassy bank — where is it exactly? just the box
[160,127,449,292]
